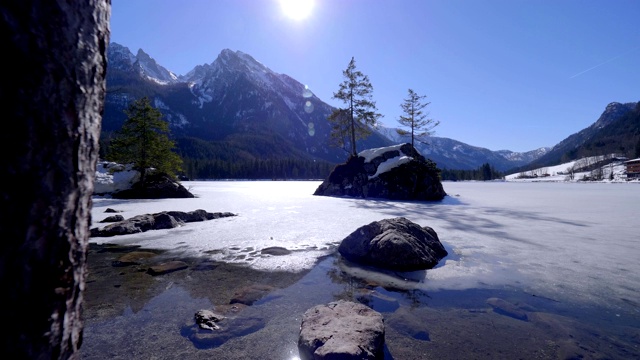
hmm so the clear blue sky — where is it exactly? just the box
[110,0,639,152]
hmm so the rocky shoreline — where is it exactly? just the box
[80,243,640,359]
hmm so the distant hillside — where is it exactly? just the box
[506,154,634,183]
[375,126,549,171]
[522,101,640,170]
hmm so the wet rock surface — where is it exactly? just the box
[298,300,385,360]
[338,217,448,271]
[182,315,266,349]
[195,309,226,330]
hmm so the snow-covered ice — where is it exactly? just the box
[90,180,640,314]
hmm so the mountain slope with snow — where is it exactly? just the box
[505,154,635,182]
[376,125,549,171]
[103,43,390,165]
[103,42,637,175]
[525,102,638,169]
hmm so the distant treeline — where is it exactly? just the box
[440,163,505,181]
[182,158,335,180]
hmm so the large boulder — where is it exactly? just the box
[94,161,194,199]
[298,300,385,360]
[314,143,446,201]
[94,161,140,195]
[112,172,194,199]
[338,217,448,271]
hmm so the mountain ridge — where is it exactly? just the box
[375,125,550,171]
[103,42,393,170]
[521,101,639,170]
[103,42,635,176]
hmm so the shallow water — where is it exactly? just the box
[84,181,640,358]
[81,251,639,359]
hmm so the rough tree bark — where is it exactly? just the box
[0,1,110,358]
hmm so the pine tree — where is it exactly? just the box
[329,57,382,157]
[397,89,439,149]
[327,108,352,154]
[107,97,182,181]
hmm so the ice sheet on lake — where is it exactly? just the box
[91,181,640,312]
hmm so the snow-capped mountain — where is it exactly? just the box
[495,147,551,164]
[376,126,549,171]
[134,49,178,84]
[104,42,633,174]
[103,43,390,164]
[106,43,178,84]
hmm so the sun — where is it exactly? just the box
[279,0,315,21]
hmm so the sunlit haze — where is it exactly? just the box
[110,0,640,152]
[279,0,314,20]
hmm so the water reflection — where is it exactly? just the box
[81,251,640,359]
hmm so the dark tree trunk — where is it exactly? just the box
[0,1,110,358]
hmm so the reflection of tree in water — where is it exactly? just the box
[326,266,367,301]
[404,289,432,308]
[326,258,432,309]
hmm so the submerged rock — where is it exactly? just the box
[339,217,448,271]
[112,251,158,266]
[314,143,446,201]
[182,315,265,349]
[230,284,277,305]
[195,310,226,331]
[486,297,533,321]
[147,261,188,275]
[298,300,385,360]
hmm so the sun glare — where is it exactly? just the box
[279,0,314,21]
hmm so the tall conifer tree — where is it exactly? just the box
[108,97,182,181]
[329,57,382,157]
[397,89,439,148]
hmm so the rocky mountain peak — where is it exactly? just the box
[106,42,136,71]
[594,102,635,129]
[212,48,274,80]
[135,48,152,63]
[133,48,178,85]
[106,42,177,84]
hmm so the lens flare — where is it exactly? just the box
[302,85,313,98]
[304,100,314,113]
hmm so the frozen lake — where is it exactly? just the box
[91,180,640,314]
[84,181,640,359]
